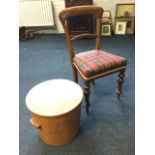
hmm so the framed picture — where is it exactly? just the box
[115,17,135,34]
[103,11,111,18]
[115,21,127,35]
[102,11,111,24]
[101,24,111,36]
[102,17,110,23]
[116,3,135,17]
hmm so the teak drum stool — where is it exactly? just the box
[25,79,83,146]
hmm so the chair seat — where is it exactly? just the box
[73,50,127,77]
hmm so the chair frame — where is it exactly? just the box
[59,6,126,113]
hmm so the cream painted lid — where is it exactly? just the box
[26,79,83,117]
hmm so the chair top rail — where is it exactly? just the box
[59,6,103,23]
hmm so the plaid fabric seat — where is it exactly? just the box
[73,50,127,77]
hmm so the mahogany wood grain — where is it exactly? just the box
[71,34,97,41]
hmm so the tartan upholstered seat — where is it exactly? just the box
[73,50,127,77]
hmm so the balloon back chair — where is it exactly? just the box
[59,6,127,113]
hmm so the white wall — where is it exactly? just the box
[52,0,65,33]
[39,0,135,34]
[93,0,135,29]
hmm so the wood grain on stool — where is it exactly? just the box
[26,79,83,146]
[30,104,81,146]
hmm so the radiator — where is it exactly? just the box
[19,0,54,27]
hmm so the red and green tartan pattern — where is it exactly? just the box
[73,50,127,77]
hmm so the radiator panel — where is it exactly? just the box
[19,0,54,27]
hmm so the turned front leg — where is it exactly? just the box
[116,69,126,96]
[83,80,90,113]
[72,65,78,83]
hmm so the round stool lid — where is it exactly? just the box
[25,79,83,117]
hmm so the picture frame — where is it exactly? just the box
[102,11,111,24]
[114,21,127,35]
[103,11,111,18]
[101,24,111,36]
[115,17,135,34]
[102,17,110,23]
[116,3,135,17]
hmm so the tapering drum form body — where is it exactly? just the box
[25,79,83,146]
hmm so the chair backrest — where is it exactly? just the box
[59,6,104,60]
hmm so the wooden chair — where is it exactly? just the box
[59,6,127,113]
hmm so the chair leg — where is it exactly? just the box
[72,66,78,83]
[116,69,126,96]
[83,80,90,113]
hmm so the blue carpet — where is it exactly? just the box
[19,34,135,155]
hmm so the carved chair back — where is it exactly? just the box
[59,6,104,61]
